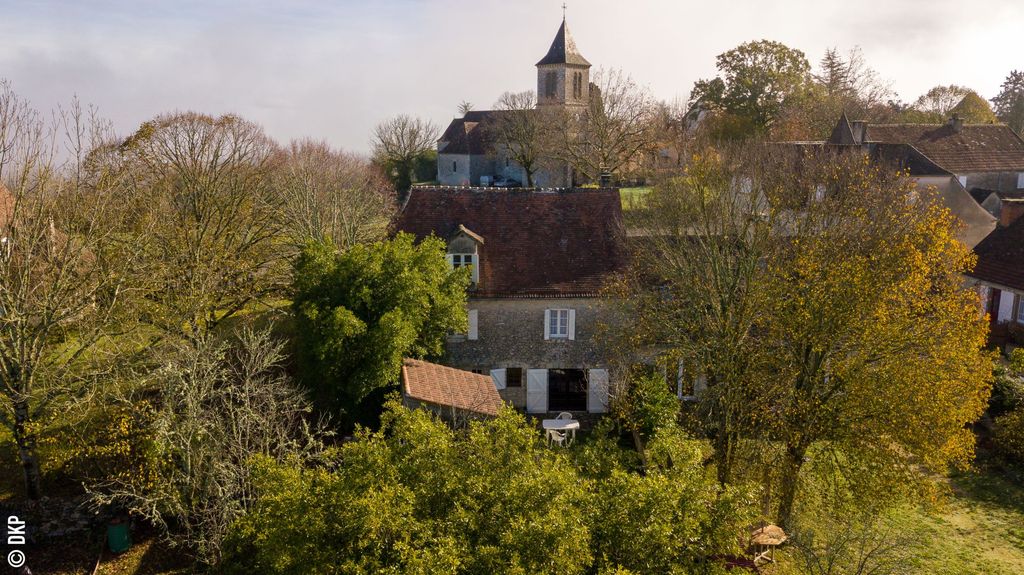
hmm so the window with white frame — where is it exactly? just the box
[448,253,478,283]
[1017,294,1024,323]
[548,309,569,338]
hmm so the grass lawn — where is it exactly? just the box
[768,465,1024,575]
[620,186,651,211]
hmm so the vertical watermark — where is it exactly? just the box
[6,515,27,569]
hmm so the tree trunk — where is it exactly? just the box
[776,443,806,529]
[631,428,649,470]
[525,168,534,188]
[14,399,42,500]
[713,429,736,485]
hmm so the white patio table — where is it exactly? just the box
[542,418,579,446]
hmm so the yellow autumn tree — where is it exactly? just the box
[761,152,993,526]
[615,145,992,527]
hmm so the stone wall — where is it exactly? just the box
[445,297,613,409]
[964,171,1024,193]
[438,153,473,186]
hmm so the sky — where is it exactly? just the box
[2,0,1022,154]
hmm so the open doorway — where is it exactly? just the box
[548,369,587,412]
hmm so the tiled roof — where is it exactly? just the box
[393,187,627,297]
[865,124,1024,174]
[401,358,503,416]
[967,215,1024,292]
[438,111,505,156]
[536,18,591,67]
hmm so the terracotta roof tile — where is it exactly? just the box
[393,187,628,297]
[402,359,503,416]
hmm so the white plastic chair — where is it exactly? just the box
[556,412,573,420]
[547,429,567,447]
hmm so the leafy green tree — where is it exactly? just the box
[991,70,1024,135]
[949,92,999,124]
[223,402,591,574]
[689,40,812,138]
[292,234,468,427]
[224,400,754,574]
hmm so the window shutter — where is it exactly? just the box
[543,309,551,340]
[568,309,576,340]
[446,254,454,268]
[527,369,548,413]
[587,369,609,413]
[490,368,507,391]
[467,309,478,340]
[1018,172,1024,189]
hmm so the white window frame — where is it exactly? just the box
[545,309,575,340]
[1017,294,1024,324]
[447,253,479,283]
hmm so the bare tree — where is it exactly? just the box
[559,68,657,182]
[0,81,144,499]
[274,140,395,252]
[371,114,439,193]
[114,112,287,344]
[87,326,323,564]
[914,84,973,118]
[491,91,556,187]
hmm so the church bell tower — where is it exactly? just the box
[536,16,591,109]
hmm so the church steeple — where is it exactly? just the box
[536,15,591,108]
[536,16,590,67]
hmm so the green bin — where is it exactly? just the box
[107,518,132,553]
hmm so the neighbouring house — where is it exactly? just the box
[965,198,1024,349]
[970,188,1024,220]
[806,112,1024,247]
[401,358,504,423]
[393,187,627,416]
[436,16,591,188]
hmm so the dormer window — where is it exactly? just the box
[447,224,484,285]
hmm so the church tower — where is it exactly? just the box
[536,16,591,108]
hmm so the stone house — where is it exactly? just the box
[965,199,1024,349]
[796,113,1024,247]
[436,16,590,188]
[393,187,627,415]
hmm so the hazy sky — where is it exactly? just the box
[2,0,1022,153]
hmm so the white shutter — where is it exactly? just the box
[568,309,576,340]
[587,369,609,413]
[490,368,507,390]
[1018,172,1024,189]
[446,254,454,268]
[467,309,478,340]
[543,309,551,340]
[526,369,548,413]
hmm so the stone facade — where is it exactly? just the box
[437,153,473,186]
[446,297,613,412]
[537,64,590,109]
[963,171,1024,193]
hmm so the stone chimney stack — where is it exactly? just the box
[948,114,963,133]
[1000,198,1024,227]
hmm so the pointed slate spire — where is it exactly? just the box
[828,111,856,145]
[536,17,591,67]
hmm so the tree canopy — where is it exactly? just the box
[291,234,469,427]
[992,70,1024,134]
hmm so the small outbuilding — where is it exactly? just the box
[401,358,504,424]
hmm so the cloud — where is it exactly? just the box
[1,0,1022,154]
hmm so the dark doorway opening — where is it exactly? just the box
[549,369,587,412]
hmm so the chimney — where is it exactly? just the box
[1000,198,1024,227]
[948,114,963,133]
